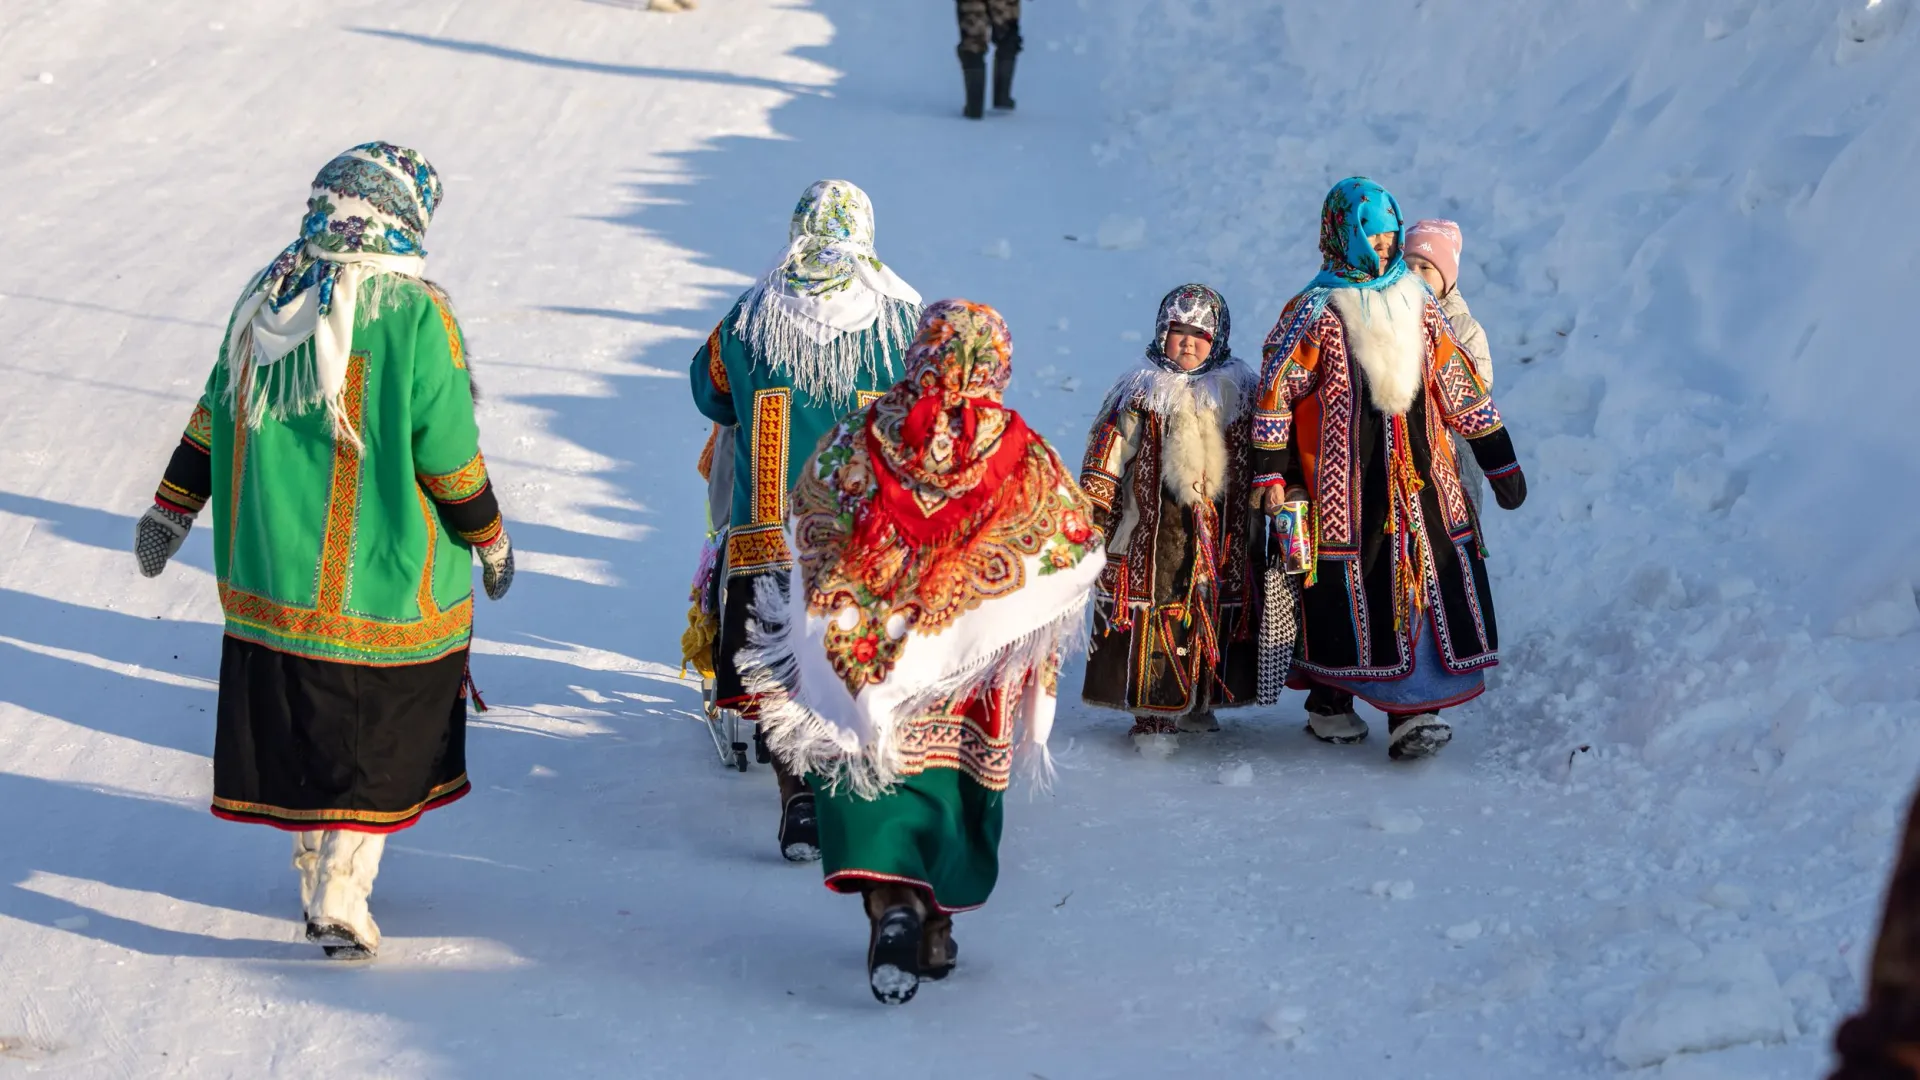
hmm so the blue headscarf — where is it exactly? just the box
[1308,177,1408,292]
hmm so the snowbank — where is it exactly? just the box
[1089,0,1920,1069]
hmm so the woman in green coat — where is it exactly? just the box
[135,142,512,960]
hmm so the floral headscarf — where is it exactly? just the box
[863,300,1026,546]
[735,179,922,402]
[744,299,1100,799]
[226,142,442,442]
[1309,176,1409,292]
[1148,283,1234,374]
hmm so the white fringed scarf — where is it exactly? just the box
[223,143,442,447]
[733,179,921,402]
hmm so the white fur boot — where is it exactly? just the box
[292,831,324,921]
[307,831,387,959]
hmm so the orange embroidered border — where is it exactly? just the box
[420,450,489,503]
[856,390,884,408]
[212,775,470,825]
[221,584,473,663]
[316,355,368,614]
[415,487,441,619]
[227,392,250,570]
[183,402,214,451]
[430,294,466,370]
[696,423,719,481]
[725,524,791,574]
[706,327,730,393]
[751,388,790,525]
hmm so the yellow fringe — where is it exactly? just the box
[680,604,719,679]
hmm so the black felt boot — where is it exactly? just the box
[991,21,1020,110]
[960,48,987,120]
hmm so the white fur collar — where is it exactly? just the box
[1097,358,1252,506]
[1102,356,1254,425]
[1327,274,1428,416]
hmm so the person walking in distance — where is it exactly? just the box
[134,142,513,960]
[957,0,1021,119]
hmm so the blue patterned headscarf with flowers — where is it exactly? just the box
[224,143,442,445]
[260,142,442,317]
[1308,177,1408,292]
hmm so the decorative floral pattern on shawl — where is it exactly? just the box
[788,301,1097,695]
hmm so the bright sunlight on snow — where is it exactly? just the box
[1,0,1916,1076]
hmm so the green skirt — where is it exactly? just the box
[810,767,1005,913]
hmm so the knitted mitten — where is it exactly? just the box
[135,504,193,578]
[477,530,514,600]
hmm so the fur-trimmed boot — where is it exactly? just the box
[920,909,958,981]
[959,48,987,120]
[306,831,386,960]
[1130,714,1179,756]
[1387,712,1452,761]
[1305,685,1369,745]
[865,884,926,1005]
[292,830,324,922]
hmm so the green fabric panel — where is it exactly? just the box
[809,768,1005,912]
[196,278,479,665]
[689,297,907,535]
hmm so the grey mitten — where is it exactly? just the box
[135,505,193,578]
[478,530,514,601]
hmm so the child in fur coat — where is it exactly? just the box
[1406,219,1494,511]
[1079,284,1260,749]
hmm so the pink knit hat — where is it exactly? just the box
[1405,219,1463,295]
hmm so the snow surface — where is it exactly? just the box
[1,0,1916,1076]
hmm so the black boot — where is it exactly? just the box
[959,48,986,120]
[992,21,1021,110]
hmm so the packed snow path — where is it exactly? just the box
[3,1,1916,1076]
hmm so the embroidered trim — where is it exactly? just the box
[1080,473,1119,511]
[706,327,730,393]
[316,354,368,614]
[726,523,792,575]
[458,514,503,547]
[430,294,465,370]
[1483,460,1520,478]
[227,388,250,570]
[856,390,884,408]
[415,487,441,618]
[157,479,206,515]
[751,388,791,525]
[420,450,490,503]
[821,870,987,915]
[183,403,214,452]
[1250,411,1291,450]
[895,710,1013,790]
[220,584,474,665]
[211,775,470,830]
[696,424,719,480]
